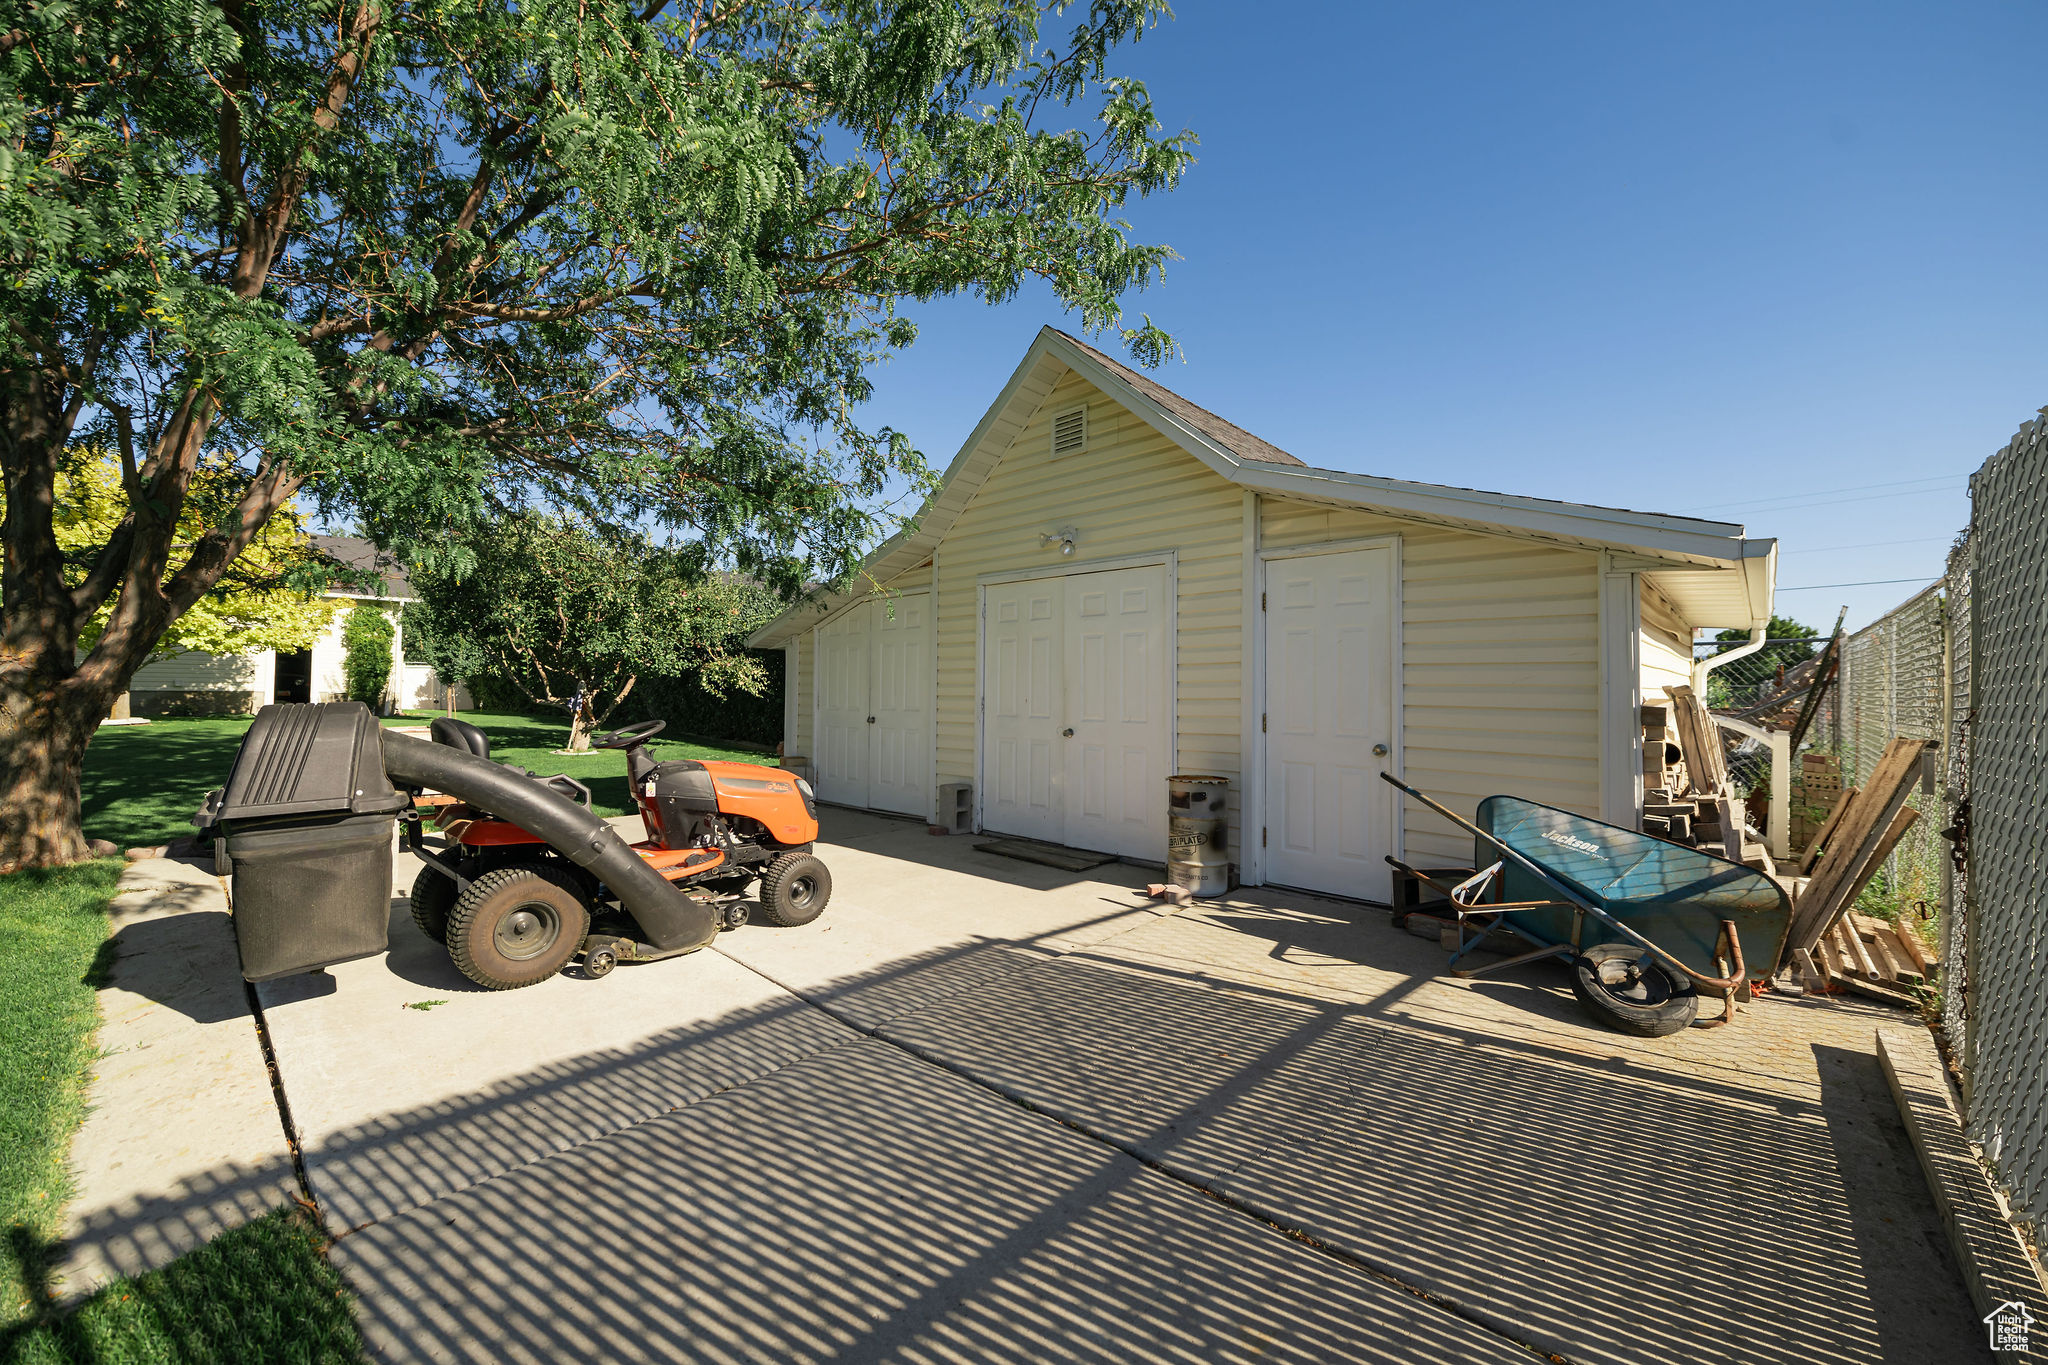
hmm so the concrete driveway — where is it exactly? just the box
[247,807,1988,1364]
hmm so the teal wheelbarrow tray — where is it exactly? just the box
[1380,772,1791,1035]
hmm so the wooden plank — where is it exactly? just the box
[1788,740,1932,952]
[1836,920,1882,980]
[1837,972,1922,1008]
[1791,946,1827,993]
[1822,806,1923,940]
[1662,684,1728,795]
[1892,919,1935,976]
[1872,927,1924,985]
[1798,786,1860,876]
[1815,933,1847,983]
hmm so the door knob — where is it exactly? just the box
[867,716,876,724]
[1372,743,1389,756]
[1062,727,1075,738]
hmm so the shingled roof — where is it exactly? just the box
[1049,329,1306,468]
[313,534,413,600]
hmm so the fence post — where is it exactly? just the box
[1768,727,1791,861]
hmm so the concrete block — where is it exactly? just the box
[1878,1026,2048,1363]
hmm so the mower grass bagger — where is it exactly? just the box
[401,716,832,990]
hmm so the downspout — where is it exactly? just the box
[1692,620,1769,695]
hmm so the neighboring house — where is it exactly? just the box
[749,327,1777,900]
[125,535,469,717]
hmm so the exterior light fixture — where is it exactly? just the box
[1039,528,1078,557]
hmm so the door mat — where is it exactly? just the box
[972,839,1118,872]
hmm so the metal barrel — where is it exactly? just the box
[1166,775,1232,896]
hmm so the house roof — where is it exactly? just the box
[749,327,1775,647]
[314,535,413,600]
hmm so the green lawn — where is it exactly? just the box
[1,1209,360,1365]
[79,709,761,848]
[0,862,122,1327]
[0,856,361,1364]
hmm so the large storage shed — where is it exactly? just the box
[749,328,1776,900]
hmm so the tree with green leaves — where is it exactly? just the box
[405,514,780,749]
[341,602,395,707]
[0,0,1192,868]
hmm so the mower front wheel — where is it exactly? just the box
[408,866,458,943]
[759,853,831,927]
[446,864,591,990]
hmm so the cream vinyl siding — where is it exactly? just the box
[932,370,1248,851]
[129,648,272,695]
[786,632,815,759]
[1260,500,1602,865]
[1639,582,1694,702]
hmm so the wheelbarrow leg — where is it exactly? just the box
[1698,919,1745,1029]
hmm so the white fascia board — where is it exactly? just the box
[1229,462,1755,563]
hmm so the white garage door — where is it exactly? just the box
[981,564,1168,860]
[814,594,931,817]
[1263,545,1396,899]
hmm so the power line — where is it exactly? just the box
[1680,474,1961,514]
[1776,576,1933,591]
[1778,535,1952,556]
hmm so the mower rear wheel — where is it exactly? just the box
[759,853,831,927]
[446,864,591,990]
[408,866,458,943]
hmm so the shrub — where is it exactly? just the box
[341,604,395,709]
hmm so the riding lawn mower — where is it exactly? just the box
[197,701,832,991]
[405,716,831,988]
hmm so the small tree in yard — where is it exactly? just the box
[341,603,395,709]
[1,0,1191,869]
[406,516,778,750]
[47,454,340,663]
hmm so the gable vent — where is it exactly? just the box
[1050,403,1087,457]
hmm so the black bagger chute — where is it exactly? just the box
[197,702,409,981]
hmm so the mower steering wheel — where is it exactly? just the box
[590,719,666,750]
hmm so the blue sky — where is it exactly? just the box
[854,1,2048,633]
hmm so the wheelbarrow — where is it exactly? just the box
[1379,772,1792,1036]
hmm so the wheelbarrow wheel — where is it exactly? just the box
[1571,944,1697,1037]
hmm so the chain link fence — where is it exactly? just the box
[1954,413,2048,1245]
[1836,584,1948,928]
[1787,412,2047,1248]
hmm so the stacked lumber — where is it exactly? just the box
[1797,912,1940,1004]
[1645,685,1773,872]
[1789,752,1841,856]
[1779,737,1938,998]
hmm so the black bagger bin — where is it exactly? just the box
[195,702,409,981]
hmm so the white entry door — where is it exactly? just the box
[1263,546,1397,898]
[867,593,931,817]
[981,564,1168,859]
[814,594,930,816]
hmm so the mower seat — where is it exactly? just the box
[430,716,491,759]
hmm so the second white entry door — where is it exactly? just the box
[1263,545,1397,899]
[814,593,930,817]
[981,564,1168,860]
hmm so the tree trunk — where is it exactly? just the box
[0,673,109,871]
[565,689,596,752]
